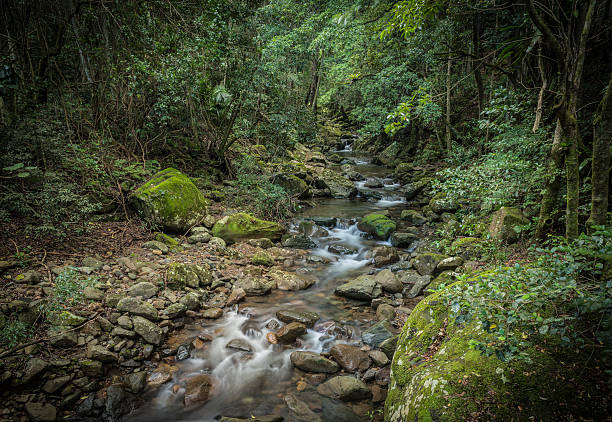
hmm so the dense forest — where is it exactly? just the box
[0,1,610,421]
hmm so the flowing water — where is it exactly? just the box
[128,148,410,422]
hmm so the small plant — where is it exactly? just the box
[0,319,31,348]
[42,267,97,317]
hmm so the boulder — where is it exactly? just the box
[24,402,57,422]
[400,210,427,225]
[281,234,317,249]
[412,252,447,276]
[212,213,285,243]
[437,256,464,271]
[376,303,396,321]
[234,276,275,296]
[374,269,403,293]
[276,309,320,327]
[429,193,459,214]
[251,251,275,267]
[131,168,209,232]
[116,297,158,320]
[184,374,216,407]
[362,321,394,348]
[226,338,253,352]
[488,207,529,243]
[276,322,306,344]
[132,316,163,345]
[378,142,401,166]
[272,174,310,198]
[128,281,158,299]
[268,269,315,291]
[372,246,400,267]
[166,303,187,318]
[226,288,246,306]
[290,351,340,373]
[87,345,118,363]
[329,344,371,372]
[167,262,212,289]
[142,240,169,254]
[316,376,372,401]
[390,232,418,248]
[23,358,48,383]
[335,275,382,301]
[357,213,396,240]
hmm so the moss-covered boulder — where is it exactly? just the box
[489,207,529,243]
[358,213,397,240]
[272,174,310,198]
[131,168,209,232]
[429,192,459,214]
[385,281,579,422]
[167,262,212,289]
[379,142,401,167]
[212,213,285,244]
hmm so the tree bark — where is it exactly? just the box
[445,50,452,153]
[532,42,547,132]
[472,14,485,116]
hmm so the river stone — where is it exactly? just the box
[362,321,394,348]
[88,345,118,363]
[226,288,246,306]
[201,307,223,319]
[311,217,337,227]
[247,238,274,249]
[390,232,418,248]
[24,402,57,422]
[208,237,226,249]
[269,269,315,291]
[226,338,253,352]
[368,350,390,367]
[284,393,322,422]
[234,276,275,296]
[276,309,320,327]
[132,316,163,345]
[188,232,211,244]
[364,178,384,188]
[166,302,187,318]
[179,292,201,310]
[376,304,396,321]
[251,251,275,266]
[429,194,459,214]
[142,240,169,254]
[128,281,158,299]
[290,351,340,373]
[83,286,104,301]
[335,275,382,301]
[281,234,317,249]
[105,384,129,420]
[374,269,403,293]
[212,212,285,243]
[437,256,464,271]
[412,252,447,276]
[116,297,158,320]
[379,335,399,359]
[42,375,71,394]
[48,311,86,326]
[316,376,372,401]
[124,372,147,394]
[400,210,427,225]
[276,322,306,344]
[329,344,371,372]
[80,360,103,377]
[272,173,310,198]
[23,358,48,383]
[372,246,400,267]
[357,213,396,240]
[111,327,136,338]
[184,374,216,407]
[131,168,209,233]
[219,417,283,422]
[167,262,212,289]
[405,275,432,298]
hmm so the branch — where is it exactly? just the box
[527,0,564,63]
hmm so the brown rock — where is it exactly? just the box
[184,374,216,407]
[329,344,371,372]
[276,322,306,344]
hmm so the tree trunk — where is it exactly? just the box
[532,42,547,132]
[472,15,485,116]
[445,51,452,153]
[587,69,612,230]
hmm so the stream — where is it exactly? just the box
[128,146,412,422]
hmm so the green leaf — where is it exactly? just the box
[16,172,30,178]
[3,163,24,171]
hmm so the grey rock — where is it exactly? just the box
[24,402,57,422]
[142,240,169,254]
[179,292,201,311]
[316,376,372,401]
[281,234,317,249]
[166,303,187,318]
[117,315,133,329]
[124,372,147,393]
[128,281,158,299]
[374,269,403,293]
[88,345,118,363]
[290,351,340,373]
[390,232,418,248]
[225,338,253,353]
[329,344,371,372]
[116,297,158,320]
[234,276,275,296]
[132,316,163,345]
[335,275,382,301]
[276,310,319,328]
[83,286,104,301]
[23,358,48,383]
[42,375,71,394]
[362,321,394,348]
[437,256,464,271]
[368,350,389,367]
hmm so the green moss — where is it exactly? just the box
[251,251,275,267]
[154,232,179,247]
[358,213,397,240]
[212,212,285,244]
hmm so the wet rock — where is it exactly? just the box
[234,276,275,296]
[176,344,192,360]
[105,384,129,420]
[167,262,213,289]
[364,178,384,188]
[328,244,358,255]
[269,269,315,291]
[24,402,57,422]
[372,245,400,267]
[362,321,394,348]
[219,416,283,422]
[312,227,329,237]
[132,316,163,345]
[311,217,337,228]
[123,372,147,393]
[437,256,463,271]
[412,252,447,276]
[143,240,169,254]
[379,335,399,359]
[276,322,307,344]
[226,338,253,352]
[128,281,158,299]
[88,345,118,363]
[116,297,159,320]
[368,350,389,367]
[111,327,136,338]
[179,292,201,311]
[374,269,403,293]
[329,344,371,372]
[400,210,427,225]
[282,234,317,249]
[251,251,275,267]
[290,351,340,373]
[212,212,285,243]
[276,310,319,328]
[226,287,246,306]
[390,232,418,248]
[184,374,216,406]
[357,213,396,240]
[166,303,187,318]
[405,275,432,298]
[397,270,429,285]
[202,307,224,319]
[371,385,387,403]
[148,364,177,387]
[284,393,322,422]
[316,376,372,401]
[23,358,48,383]
[376,304,395,321]
[335,275,382,301]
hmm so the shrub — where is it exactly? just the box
[0,319,31,348]
[42,267,97,317]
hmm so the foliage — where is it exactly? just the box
[0,319,31,348]
[42,267,97,317]
[440,227,612,363]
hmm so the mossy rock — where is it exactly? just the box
[358,213,397,240]
[488,207,529,243]
[167,262,212,289]
[131,168,209,233]
[379,142,401,167]
[385,279,588,422]
[251,251,275,267]
[212,213,285,244]
[272,174,310,198]
[154,232,179,247]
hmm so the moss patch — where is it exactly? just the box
[358,213,397,240]
[212,212,285,244]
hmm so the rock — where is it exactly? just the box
[437,256,464,271]
[23,358,48,383]
[251,251,275,266]
[390,232,418,248]
[156,232,180,246]
[357,213,396,240]
[376,304,396,321]
[368,350,389,367]
[269,269,315,291]
[276,322,306,344]
[364,178,384,188]
[426,271,456,294]
[188,232,212,244]
[82,257,104,269]
[405,275,432,298]
[24,402,57,422]
[374,269,403,293]
[281,234,317,249]
[131,168,209,233]
[400,210,427,225]
[123,372,147,393]
[379,336,398,359]
[212,213,285,243]
[316,376,372,401]
[116,297,159,320]
[226,339,253,352]
[166,302,187,318]
[234,276,275,296]
[284,393,321,422]
[208,237,226,249]
[184,374,216,406]
[201,308,223,319]
[335,275,382,301]
[315,168,357,198]
[143,240,169,254]
[105,384,129,420]
[247,238,274,249]
[179,292,201,311]
[311,217,337,227]
[132,316,163,345]
[226,288,246,306]
[488,206,529,243]
[372,246,400,267]
[17,270,41,284]
[176,344,191,360]
[48,311,86,326]
[219,416,283,422]
[111,327,136,338]
[429,193,459,214]
[329,344,371,372]
[42,375,71,393]
[276,309,319,328]
[88,345,118,363]
[167,262,212,289]
[83,286,104,301]
[290,351,340,373]
[362,321,394,348]
[79,360,103,377]
[272,174,310,198]
[148,364,177,387]
[128,281,158,299]
[412,252,447,276]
